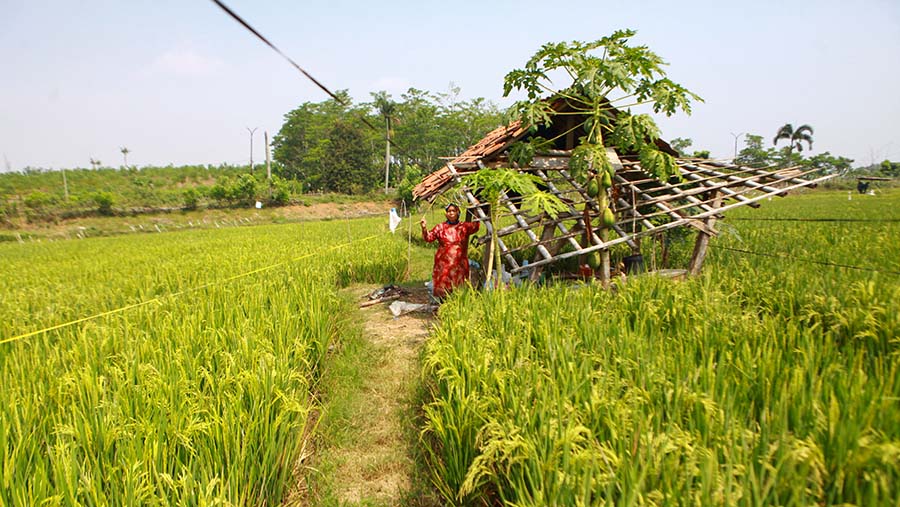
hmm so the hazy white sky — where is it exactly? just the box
[1,0,898,171]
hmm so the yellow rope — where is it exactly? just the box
[1,233,382,345]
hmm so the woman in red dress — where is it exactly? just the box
[420,204,480,299]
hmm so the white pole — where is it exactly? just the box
[265,131,271,181]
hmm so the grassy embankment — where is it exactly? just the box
[0,164,398,241]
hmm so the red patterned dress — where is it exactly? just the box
[423,220,480,298]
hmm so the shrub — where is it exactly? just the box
[209,179,231,206]
[229,174,259,206]
[267,176,291,206]
[92,191,115,215]
[24,191,57,210]
[182,188,200,210]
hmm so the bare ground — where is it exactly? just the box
[296,284,436,506]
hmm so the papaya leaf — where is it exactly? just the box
[524,190,568,220]
[639,146,681,182]
[508,141,536,168]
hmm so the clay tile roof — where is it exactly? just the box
[412,120,529,201]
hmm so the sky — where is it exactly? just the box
[1,0,898,172]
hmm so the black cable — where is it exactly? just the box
[210,0,406,153]
[724,217,900,223]
[710,244,900,276]
[210,0,342,104]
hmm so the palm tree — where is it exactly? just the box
[372,91,396,192]
[773,124,814,158]
[120,146,131,168]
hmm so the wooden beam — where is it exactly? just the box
[447,163,519,271]
[688,191,723,276]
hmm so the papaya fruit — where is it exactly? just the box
[602,208,616,227]
[587,251,602,270]
[601,170,612,188]
[586,177,600,197]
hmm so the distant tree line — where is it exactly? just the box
[271,85,504,199]
[732,123,868,177]
[670,124,900,180]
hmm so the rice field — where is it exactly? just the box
[0,217,405,505]
[3,190,899,505]
[421,189,900,505]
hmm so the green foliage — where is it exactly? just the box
[507,137,552,167]
[669,137,693,156]
[774,123,815,154]
[802,152,854,176]
[230,173,259,206]
[880,160,900,178]
[209,178,231,205]
[503,30,701,181]
[267,176,292,206]
[639,146,680,182]
[24,191,57,210]
[1,163,265,221]
[463,168,564,220]
[570,143,611,183]
[92,191,115,215]
[692,149,710,159]
[736,134,777,168]
[397,164,424,206]
[182,187,200,210]
[320,120,377,194]
[463,167,566,286]
[272,85,504,193]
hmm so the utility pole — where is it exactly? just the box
[384,115,391,193]
[246,127,258,173]
[265,131,271,181]
[62,169,69,201]
[730,132,745,163]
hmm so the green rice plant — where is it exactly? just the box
[421,190,900,505]
[0,216,408,505]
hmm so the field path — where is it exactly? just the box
[315,284,435,505]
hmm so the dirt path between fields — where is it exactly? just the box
[322,285,436,505]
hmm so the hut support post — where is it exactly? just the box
[530,221,557,282]
[688,191,722,276]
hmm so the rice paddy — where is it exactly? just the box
[2,189,898,505]
[0,218,405,505]
[420,189,900,505]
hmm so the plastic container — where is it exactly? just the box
[623,254,644,274]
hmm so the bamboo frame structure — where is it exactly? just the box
[414,125,832,282]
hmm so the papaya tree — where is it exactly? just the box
[504,30,701,177]
[462,168,566,288]
[503,30,702,281]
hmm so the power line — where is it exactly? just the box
[725,217,900,223]
[210,0,343,105]
[710,244,900,277]
[209,0,408,154]
[1,233,383,345]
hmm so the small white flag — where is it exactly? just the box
[389,208,402,233]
